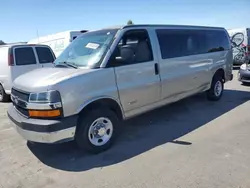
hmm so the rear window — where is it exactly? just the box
[35,47,55,64]
[14,47,36,65]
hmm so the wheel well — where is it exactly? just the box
[0,83,4,91]
[79,98,123,120]
[214,68,225,82]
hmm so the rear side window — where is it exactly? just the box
[156,29,230,59]
[36,47,55,64]
[14,47,36,65]
[205,30,230,52]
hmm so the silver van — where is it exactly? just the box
[7,25,233,153]
[0,44,55,102]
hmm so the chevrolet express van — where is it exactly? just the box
[0,44,55,102]
[8,25,233,153]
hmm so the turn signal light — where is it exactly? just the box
[29,110,61,118]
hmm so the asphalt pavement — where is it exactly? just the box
[0,69,249,188]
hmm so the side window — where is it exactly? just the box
[110,29,153,66]
[205,30,230,52]
[156,29,200,59]
[15,47,36,65]
[185,31,207,55]
[156,29,230,59]
[218,31,230,50]
[192,31,208,54]
[35,47,55,64]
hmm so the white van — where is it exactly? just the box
[0,44,55,102]
[227,28,250,65]
[28,30,88,57]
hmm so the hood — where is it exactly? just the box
[13,67,94,92]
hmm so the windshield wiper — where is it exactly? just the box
[55,61,78,69]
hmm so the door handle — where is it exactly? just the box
[154,63,159,75]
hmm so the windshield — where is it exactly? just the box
[54,29,118,68]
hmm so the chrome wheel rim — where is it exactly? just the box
[88,117,113,146]
[214,81,222,97]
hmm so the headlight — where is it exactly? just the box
[240,63,247,70]
[29,90,61,103]
[28,91,62,118]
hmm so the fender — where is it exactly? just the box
[76,95,125,119]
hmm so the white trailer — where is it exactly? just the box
[28,30,88,57]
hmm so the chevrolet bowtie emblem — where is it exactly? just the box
[12,95,19,104]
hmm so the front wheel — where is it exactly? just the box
[206,75,224,101]
[75,108,119,154]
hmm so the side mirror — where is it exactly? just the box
[116,45,134,64]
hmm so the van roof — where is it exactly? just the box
[0,44,51,48]
[101,24,225,30]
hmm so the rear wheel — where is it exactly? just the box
[75,108,119,154]
[0,85,9,102]
[207,74,224,101]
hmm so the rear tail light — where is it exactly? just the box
[8,54,14,66]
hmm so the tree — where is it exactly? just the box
[0,40,5,45]
[127,20,134,25]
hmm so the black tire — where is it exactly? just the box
[75,108,119,154]
[206,74,224,101]
[0,84,9,102]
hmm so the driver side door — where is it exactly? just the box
[108,29,161,117]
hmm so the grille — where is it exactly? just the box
[11,88,30,117]
[13,104,29,117]
[241,76,250,81]
[11,88,29,102]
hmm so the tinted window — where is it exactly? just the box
[15,47,36,65]
[156,29,230,59]
[36,47,55,64]
[205,30,230,52]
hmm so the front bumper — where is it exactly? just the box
[238,69,250,83]
[7,104,78,143]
